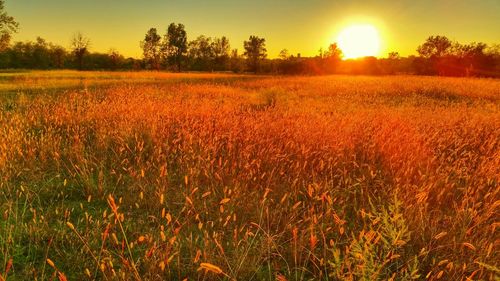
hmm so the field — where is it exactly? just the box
[0,71,499,280]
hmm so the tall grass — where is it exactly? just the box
[0,71,499,280]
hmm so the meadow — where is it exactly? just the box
[0,71,498,280]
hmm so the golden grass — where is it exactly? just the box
[0,71,499,280]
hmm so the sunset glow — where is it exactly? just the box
[337,24,381,59]
[0,0,499,279]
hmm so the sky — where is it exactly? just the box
[5,0,500,58]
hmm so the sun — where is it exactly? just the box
[337,24,381,59]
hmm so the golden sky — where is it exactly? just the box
[6,0,500,58]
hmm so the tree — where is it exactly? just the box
[279,49,289,60]
[33,37,50,68]
[188,35,213,70]
[49,44,67,69]
[108,49,124,70]
[452,42,494,76]
[1,38,68,69]
[317,48,325,59]
[243,35,266,73]
[9,41,32,68]
[164,23,187,72]
[141,28,162,70]
[386,52,401,74]
[212,36,230,70]
[0,0,18,51]
[415,36,453,75]
[229,48,244,73]
[417,35,452,58]
[486,44,500,76]
[388,52,400,60]
[71,32,90,70]
[325,43,343,60]
[324,43,343,73]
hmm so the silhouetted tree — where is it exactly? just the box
[141,28,162,70]
[32,37,51,68]
[243,35,267,73]
[486,44,500,76]
[49,44,67,68]
[417,36,452,58]
[0,0,18,51]
[164,23,188,72]
[186,35,230,71]
[108,49,124,70]
[188,35,213,70]
[385,52,401,74]
[279,49,289,60]
[324,43,343,73]
[326,43,343,60]
[318,48,325,59]
[487,44,500,57]
[212,36,230,70]
[9,41,32,68]
[1,37,69,69]
[454,42,480,75]
[388,52,400,60]
[71,32,90,70]
[453,42,498,76]
[0,36,145,70]
[416,36,453,75]
[277,49,292,74]
[229,48,244,73]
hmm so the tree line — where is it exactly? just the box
[140,24,267,73]
[273,38,500,77]
[140,23,499,77]
[0,34,140,70]
[0,1,498,77]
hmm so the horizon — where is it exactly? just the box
[6,0,500,59]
